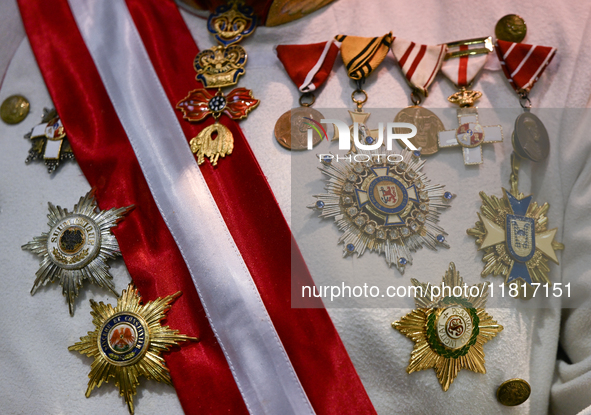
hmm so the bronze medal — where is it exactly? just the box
[394,106,443,155]
[512,112,549,162]
[391,39,446,155]
[274,107,324,150]
[275,40,340,150]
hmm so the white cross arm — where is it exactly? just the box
[463,146,483,165]
[438,129,458,148]
[483,125,503,143]
[30,123,48,139]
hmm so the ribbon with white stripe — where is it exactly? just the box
[66,1,315,413]
[276,39,341,92]
[496,39,557,93]
[391,37,446,95]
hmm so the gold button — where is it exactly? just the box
[1,95,30,124]
[495,14,527,43]
[497,378,531,406]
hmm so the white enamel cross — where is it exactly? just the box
[30,118,65,160]
[438,108,503,165]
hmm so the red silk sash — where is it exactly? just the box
[18,0,376,413]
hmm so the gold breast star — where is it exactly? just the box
[393,262,503,391]
[69,284,198,414]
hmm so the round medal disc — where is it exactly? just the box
[98,311,150,366]
[1,94,30,124]
[394,106,443,155]
[47,214,102,270]
[45,117,66,141]
[274,107,324,150]
[456,122,485,148]
[497,378,531,406]
[512,112,549,162]
[495,14,527,43]
[436,306,474,350]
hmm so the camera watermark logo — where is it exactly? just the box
[302,117,328,142]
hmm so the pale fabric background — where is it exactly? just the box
[1,0,591,414]
[0,0,24,85]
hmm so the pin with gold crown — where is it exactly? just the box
[177,0,259,166]
[437,37,503,165]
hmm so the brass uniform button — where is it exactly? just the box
[495,14,527,43]
[497,378,531,406]
[0,94,30,124]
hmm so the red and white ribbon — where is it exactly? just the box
[391,37,446,95]
[67,1,316,414]
[496,39,557,93]
[441,38,492,87]
[276,39,340,92]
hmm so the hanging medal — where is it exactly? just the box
[466,37,562,292]
[176,0,260,166]
[391,37,447,156]
[309,148,455,274]
[467,153,564,290]
[274,40,340,150]
[438,37,503,165]
[332,33,393,151]
[393,262,503,391]
[24,108,75,173]
[69,284,198,414]
[496,39,556,162]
